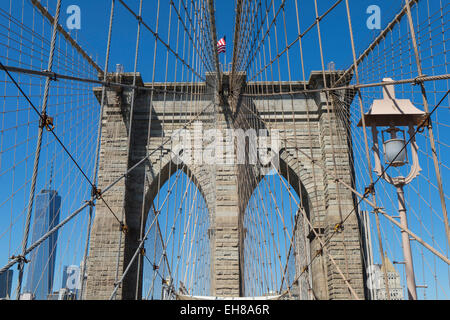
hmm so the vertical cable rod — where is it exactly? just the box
[15,0,62,298]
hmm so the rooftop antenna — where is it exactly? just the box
[327,61,335,71]
[116,64,124,74]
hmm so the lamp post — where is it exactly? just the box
[358,78,427,300]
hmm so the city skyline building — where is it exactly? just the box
[61,264,81,299]
[0,270,13,299]
[47,288,77,300]
[372,257,404,300]
[23,189,61,300]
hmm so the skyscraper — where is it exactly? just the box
[0,270,13,299]
[23,189,61,300]
[61,265,81,299]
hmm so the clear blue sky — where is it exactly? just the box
[68,0,403,81]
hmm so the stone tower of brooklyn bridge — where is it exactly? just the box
[84,70,365,300]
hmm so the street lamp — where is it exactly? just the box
[358,78,427,300]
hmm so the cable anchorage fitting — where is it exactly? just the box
[84,199,95,207]
[364,183,375,198]
[315,246,324,257]
[119,222,128,234]
[44,70,57,81]
[372,207,383,214]
[417,114,432,132]
[10,255,29,265]
[113,280,121,287]
[91,186,102,200]
[334,222,344,233]
[39,113,54,131]
[301,265,309,274]
[413,74,427,85]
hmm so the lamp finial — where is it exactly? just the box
[382,78,395,100]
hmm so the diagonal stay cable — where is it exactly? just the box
[355,88,450,204]
[117,0,206,82]
[314,88,450,264]
[0,201,90,274]
[0,60,93,187]
[242,74,450,98]
[110,163,189,300]
[206,0,222,92]
[306,88,450,268]
[99,100,215,197]
[0,60,122,225]
[29,0,103,73]
[169,0,214,73]
[247,0,343,82]
[333,0,420,88]
[1,63,213,96]
[239,88,450,266]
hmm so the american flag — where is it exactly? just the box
[217,36,226,54]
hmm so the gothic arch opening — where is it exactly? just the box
[242,155,312,299]
[138,163,211,300]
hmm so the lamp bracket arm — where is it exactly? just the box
[405,125,421,184]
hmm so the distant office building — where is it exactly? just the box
[47,288,77,301]
[23,189,61,300]
[0,270,13,299]
[19,292,35,300]
[372,257,404,300]
[359,211,404,300]
[61,265,81,299]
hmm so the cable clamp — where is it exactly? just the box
[413,75,427,85]
[334,222,344,233]
[44,70,57,81]
[85,199,95,207]
[364,183,375,198]
[140,247,146,256]
[417,114,431,132]
[301,265,308,274]
[39,113,54,131]
[120,222,128,234]
[372,207,383,214]
[315,247,323,256]
[91,186,102,200]
[152,264,159,271]
[11,255,29,264]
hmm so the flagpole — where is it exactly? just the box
[225,36,227,72]
[217,36,226,71]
